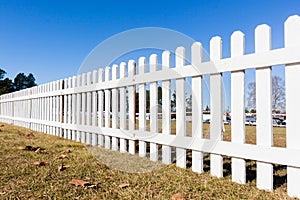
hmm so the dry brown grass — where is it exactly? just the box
[0,122,295,199]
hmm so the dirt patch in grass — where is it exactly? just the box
[0,123,295,199]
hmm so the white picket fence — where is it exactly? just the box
[1,15,300,197]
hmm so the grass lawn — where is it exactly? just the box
[0,122,295,199]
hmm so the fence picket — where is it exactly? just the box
[176,46,186,168]
[191,42,203,173]
[138,57,147,157]
[71,76,76,140]
[285,15,300,198]
[76,75,81,142]
[162,51,172,164]
[231,31,246,184]
[81,73,87,143]
[98,69,104,146]
[105,67,111,149]
[255,24,273,191]
[210,36,223,178]
[119,62,127,153]
[150,54,158,161]
[92,70,98,145]
[67,77,72,139]
[112,64,119,151]
[128,60,136,155]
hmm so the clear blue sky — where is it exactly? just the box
[1,0,299,109]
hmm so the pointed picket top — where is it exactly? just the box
[150,54,158,72]
[285,15,300,46]
[210,36,222,60]
[192,42,202,66]
[255,24,271,52]
[231,31,245,57]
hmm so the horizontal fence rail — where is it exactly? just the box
[1,15,300,198]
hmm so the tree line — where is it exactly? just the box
[0,68,37,95]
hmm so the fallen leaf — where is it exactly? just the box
[69,179,90,187]
[58,164,70,172]
[26,133,35,138]
[65,149,72,153]
[17,131,25,136]
[34,161,49,166]
[119,183,129,188]
[58,154,69,159]
[171,193,185,200]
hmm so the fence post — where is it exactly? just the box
[150,54,158,161]
[138,57,147,157]
[255,24,273,191]
[210,36,223,178]
[285,15,300,198]
[162,51,172,164]
[176,46,186,168]
[191,42,203,173]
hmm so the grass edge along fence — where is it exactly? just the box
[1,15,300,198]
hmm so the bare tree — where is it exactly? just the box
[246,75,286,113]
[247,82,256,111]
[272,76,285,112]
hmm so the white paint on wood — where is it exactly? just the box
[76,75,81,142]
[128,60,136,155]
[231,31,246,184]
[210,36,223,178]
[71,76,76,141]
[191,42,204,173]
[176,46,186,168]
[162,51,172,164]
[81,73,87,143]
[92,70,98,145]
[111,64,118,151]
[138,57,147,157]
[104,67,111,149]
[98,68,104,146]
[86,72,92,145]
[255,24,273,191]
[119,62,127,153]
[150,54,158,161]
[285,15,300,198]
